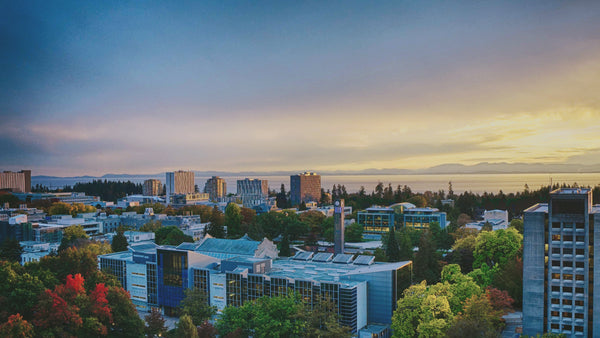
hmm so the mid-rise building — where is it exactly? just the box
[290,172,321,206]
[523,188,600,337]
[237,178,268,207]
[166,171,195,204]
[0,170,31,193]
[403,207,448,229]
[204,176,227,201]
[357,207,396,234]
[99,236,412,333]
[143,179,163,196]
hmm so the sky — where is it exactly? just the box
[1,1,600,176]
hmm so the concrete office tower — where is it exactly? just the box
[334,200,345,254]
[204,176,227,201]
[290,172,321,206]
[237,178,268,207]
[523,188,600,337]
[0,170,31,193]
[165,171,195,204]
[143,179,162,196]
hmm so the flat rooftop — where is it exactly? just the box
[551,188,591,195]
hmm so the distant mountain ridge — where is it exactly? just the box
[32,162,600,179]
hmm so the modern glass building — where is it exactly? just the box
[357,207,396,234]
[403,207,448,229]
[523,188,600,337]
[99,237,412,334]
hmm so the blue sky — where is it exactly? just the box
[2,1,600,175]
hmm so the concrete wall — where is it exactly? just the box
[522,210,546,335]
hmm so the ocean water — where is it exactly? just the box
[32,173,600,195]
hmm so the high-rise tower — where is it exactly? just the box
[290,172,321,206]
[523,188,600,337]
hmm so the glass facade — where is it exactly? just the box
[226,272,246,307]
[146,263,158,306]
[157,249,188,316]
[99,257,126,288]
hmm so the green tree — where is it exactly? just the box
[279,235,291,257]
[473,228,522,269]
[413,231,441,283]
[144,307,166,338]
[58,225,89,252]
[111,230,129,252]
[106,286,145,338]
[344,223,363,242]
[509,218,523,234]
[398,229,414,261]
[407,195,427,208]
[217,294,305,337]
[180,288,216,326]
[155,226,193,246]
[177,314,199,338]
[224,203,243,238]
[386,227,401,262]
[391,281,453,338]
[206,206,225,238]
[139,220,162,232]
[0,239,23,263]
[303,298,352,338]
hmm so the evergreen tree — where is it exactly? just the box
[144,308,166,337]
[111,230,129,253]
[224,203,243,238]
[177,314,198,338]
[276,184,288,209]
[414,231,441,283]
[279,235,291,257]
[398,230,414,261]
[0,239,23,263]
[206,206,225,238]
[386,227,401,262]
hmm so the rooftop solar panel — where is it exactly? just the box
[292,251,314,261]
[332,253,354,264]
[353,255,375,265]
[312,253,334,262]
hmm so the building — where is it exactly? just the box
[166,171,195,204]
[357,207,396,234]
[204,176,227,201]
[0,170,31,193]
[403,207,448,229]
[523,188,600,337]
[171,193,210,207]
[290,172,321,206]
[465,209,509,231]
[99,237,412,334]
[237,178,268,207]
[143,179,163,196]
[0,215,33,243]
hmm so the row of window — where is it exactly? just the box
[551,235,586,242]
[550,310,584,319]
[550,323,584,332]
[551,261,585,268]
[550,273,586,281]
[551,248,586,255]
[550,286,585,294]
[550,298,585,306]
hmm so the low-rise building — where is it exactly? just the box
[403,207,448,229]
[98,237,412,334]
[357,207,396,234]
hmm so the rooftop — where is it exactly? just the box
[551,188,591,195]
[195,236,259,255]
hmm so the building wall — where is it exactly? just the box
[522,209,546,335]
[593,212,600,337]
[237,179,268,207]
[357,211,395,233]
[166,171,195,195]
[290,172,321,205]
[127,262,149,311]
[204,176,227,201]
[143,179,162,196]
[0,170,31,193]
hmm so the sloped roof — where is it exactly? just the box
[195,237,260,256]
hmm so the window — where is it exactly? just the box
[575,300,584,306]
[552,286,560,292]
[562,287,572,293]
[575,275,585,281]
[552,234,561,241]
[562,312,571,318]
[575,313,584,319]
[576,249,584,255]
[552,248,560,254]
[564,248,573,254]
[563,274,573,280]
[576,262,584,268]
[562,299,572,305]
[564,261,573,267]
[575,287,584,294]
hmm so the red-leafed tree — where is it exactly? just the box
[0,313,34,338]
[486,287,514,313]
[33,288,83,337]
